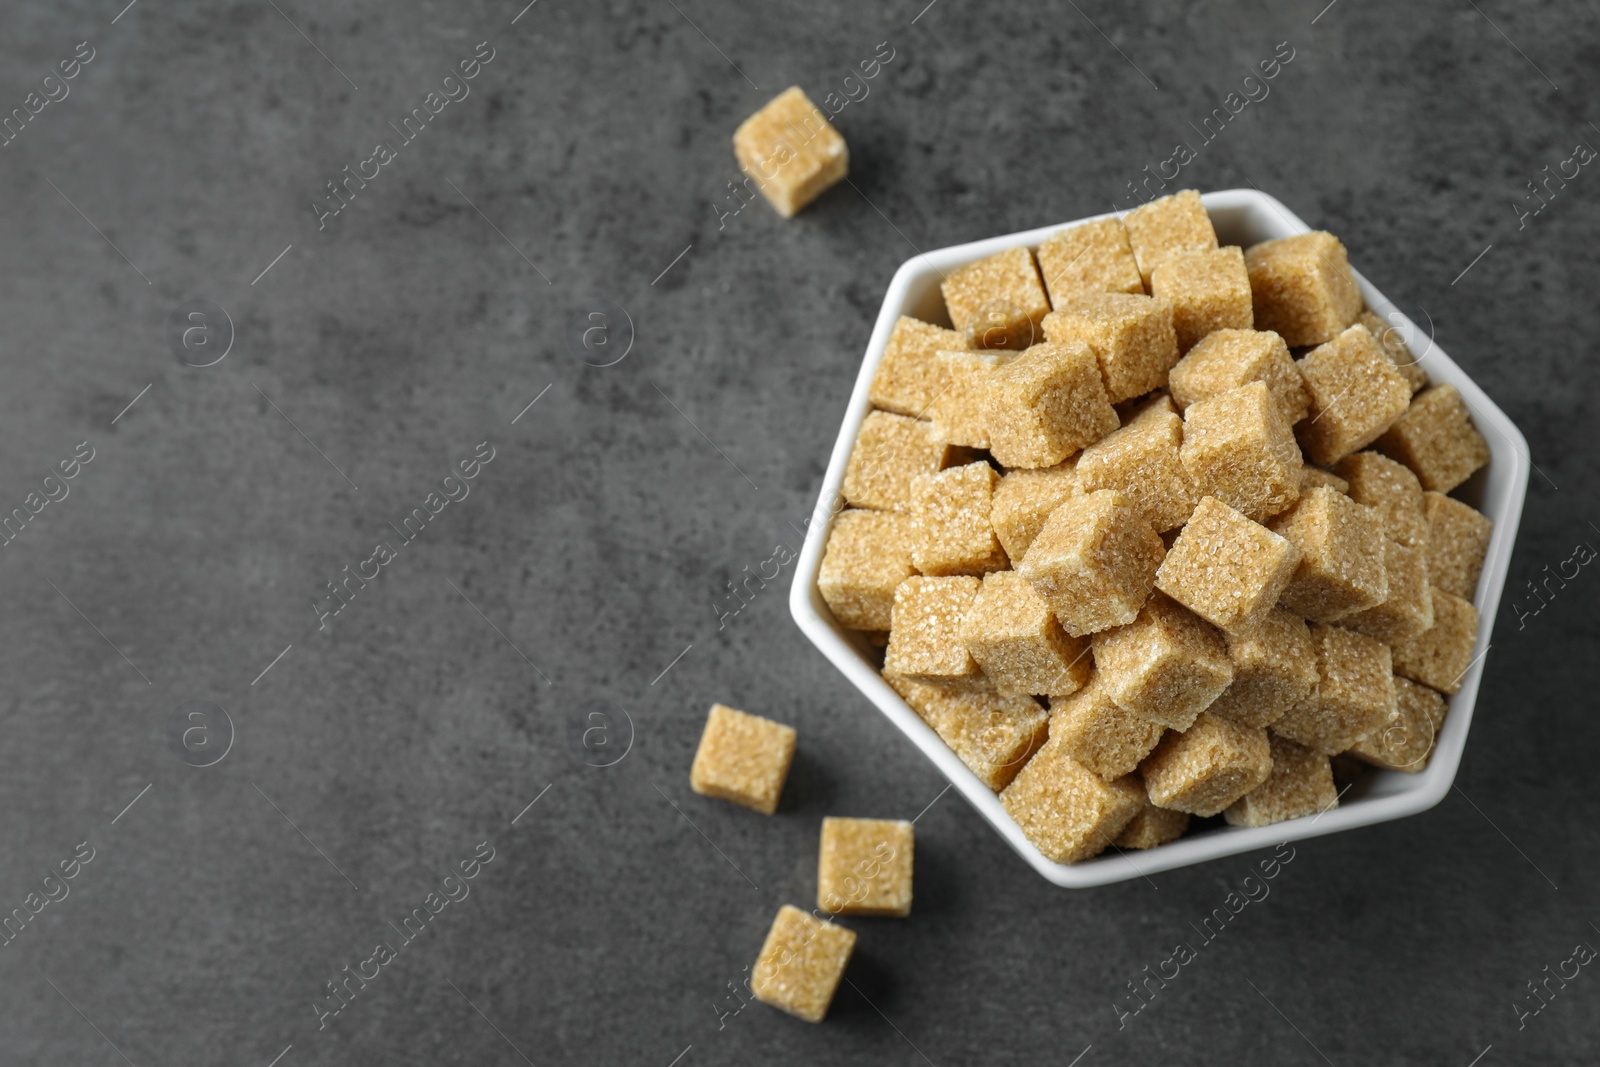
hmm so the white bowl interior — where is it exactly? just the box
[790,189,1529,887]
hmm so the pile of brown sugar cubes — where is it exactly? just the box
[819,189,1495,867]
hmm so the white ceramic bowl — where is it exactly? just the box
[789,188,1529,887]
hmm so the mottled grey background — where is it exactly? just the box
[0,0,1594,1064]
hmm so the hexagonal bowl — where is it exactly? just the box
[789,188,1529,887]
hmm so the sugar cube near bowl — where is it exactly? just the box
[817,817,914,918]
[732,87,848,218]
[751,905,856,1023]
[690,704,798,815]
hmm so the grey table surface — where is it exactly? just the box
[1,0,1596,1064]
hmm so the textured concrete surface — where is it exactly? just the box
[0,1,1596,1064]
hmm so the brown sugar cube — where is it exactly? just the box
[1155,496,1300,634]
[750,905,855,1023]
[818,510,915,631]
[1350,676,1448,773]
[1140,713,1271,817]
[999,736,1143,863]
[1300,466,1349,495]
[1124,189,1219,288]
[842,411,952,512]
[868,317,971,418]
[733,87,848,219]
[1269,486,1389,623]
[1243,231,1362,347]
[1076,402,1198,532]
[690,704,798,815]
[1206,608,1319,729]
[1048,679,1166,779]
[961,571,1092,697]
[1341,539,1434,646]
[1359,309,1428,393]
[884,673,1048,790]
[883,576,985,686]
[1114,791,1190,849]
[1392,589,1479,695]
[1333,451,1427,549]
[1036,217,1144,304]
[990,461,1080,561]
[1150,246,1254,352]
[941,246,1051,350]
[1296,324,1413,467]
[1180,381,1303,523]
[926,349,1015,448]
[1090,592,1233,731]
[817,817,914,918]
[1272,624,1396,754]
[981,341,1119,468]
[1043,293,1181,403]
[1168,328,1310,424]
[1224,734,1338,828]
[1423,491,1493,599]
[1018,490,1165,637]
[908,462,1008,577]
[1375,384,1491,493]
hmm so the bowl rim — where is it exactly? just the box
[788,187,1530,887]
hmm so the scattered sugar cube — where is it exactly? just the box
[1091,592,1234,731]
[1375,384,1491,493]
[690,704,798,815]
[1076,402,1197,532]
[941,246,1051,350]
[990,461,1080,561]
[1423,491,1493,599]
[1350,676,1448,773]
[1180,380,1303,523]
[750,904,855,1023]
[1333,450,1427,549]
[925,349,1015,448]
[817,817,914,918]
[1043,293,1181,403]
[1341,539,1434,646]
[1140,712,1271,817]
[1205,608,1318,729]
[869,317,971,418]
[818,510,915,631]
[961,571,1092,697]
[1296,324,1413,467]
[1150,246,1254,351]
[1272,624,1397,754]
[982,341,1119,468]
[885,673,1049,790]
[1269,486,1389,623]
[1155,496,1301,635]
[1124,189,1219,288]
[1048,679,1166,779]
[1392,589,1479,695]
[1243,231,1362,347]
[999,736,1144,863]
[908,462,1009,577]
[883,576,985,686]
[733,87,848,219]
[1036,217,1144,304]
[1224,734,1338,828]
[1168,327,1310,425]
[842,411,952,511]
[1018,490,1165,637]
[1114,791,1190,849]
[1300,465,1349,494]
[1358,309,1428,393]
